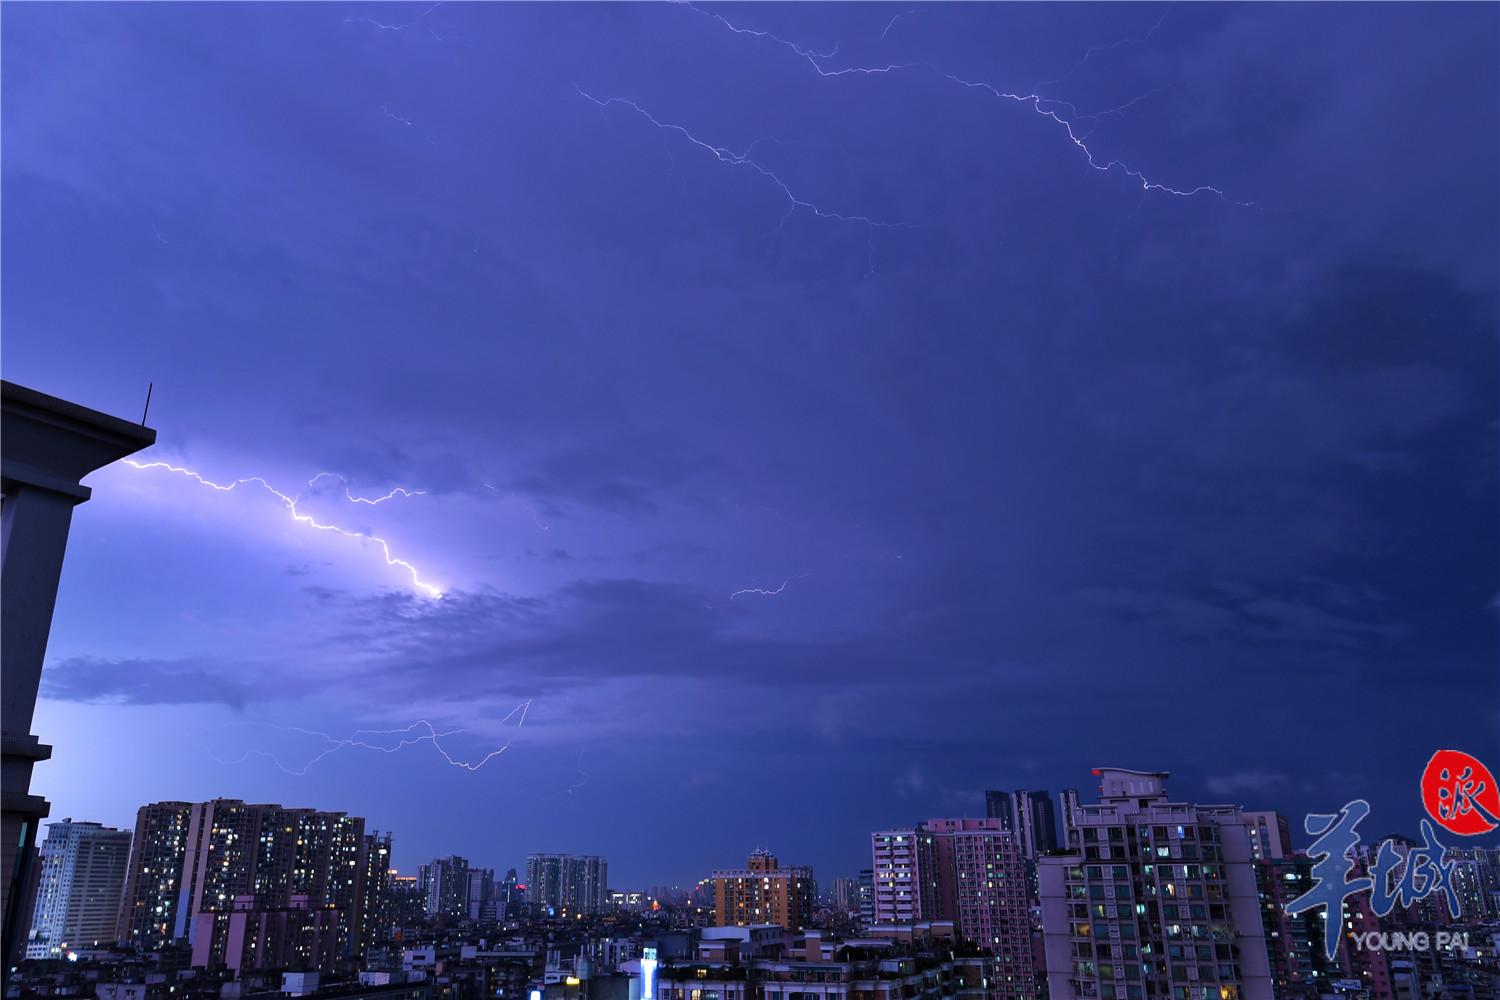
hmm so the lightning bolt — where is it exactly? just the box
[122,459,442,598]
[483,483,552,531]
[730,578,794,599]
[202,700,533,777]
[879,9,918,41]
[577,88,912,231]
[343,2,442,33]
[674,3,1247,204]
[545,747,592,799]
[150,222,185,248]
[381,105,415,127]
[1035,6,1173,91]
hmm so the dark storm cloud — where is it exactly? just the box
[6,2,1495,879]
[1074,585,1410,650]
[41,656,298,709]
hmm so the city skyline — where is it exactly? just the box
[2,1,1496,892]
[20,767,1466,895]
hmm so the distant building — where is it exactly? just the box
[984,791,1060,859]
[1058,788,1082,847]
[382,874,427,940]
[856,869,875,926]
[25,819,132,958]
[870,829,940,924]
[831,877,857,913]
[1449,845,1500,920]
[358,832,392,949]
[1241,811,1292,861]
[711,849,815,931]
[467,867,496,921]
[418,855,471,920]
[1037,768,1273,1000]
[499,867,521,920]
[526,854,608,915]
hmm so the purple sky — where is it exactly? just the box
[3,2,1497,886]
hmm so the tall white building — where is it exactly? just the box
[869,828,939,924]
[26,819,132,958]
[1037,769,1273,1000]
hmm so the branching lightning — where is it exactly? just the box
[577,87,911,231]
[202,700,533,776]
[673,3,1247,204]
[123,459,442,597]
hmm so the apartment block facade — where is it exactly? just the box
[25,820,132,958]
[116,799,378,963]
[712,849,816,931]
[1037,769,1273,1000]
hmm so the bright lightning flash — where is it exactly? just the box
[123,459,442,598]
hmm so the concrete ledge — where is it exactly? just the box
[0,736,53,763]
[1,380,157,490]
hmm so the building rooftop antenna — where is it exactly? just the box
[141,382,153,426]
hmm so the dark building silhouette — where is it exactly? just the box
[1,381,155,966]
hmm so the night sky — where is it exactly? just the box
[3,3,1497,887]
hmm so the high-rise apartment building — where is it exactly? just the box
[357,832,391,950]
[1254,855,1344,999]
[466,867,495,920]
[1058,789,1082,848]
[498,867,521,920]
[382,874,426,939]
[984,791,1060,860]
[870,829,940,924]
[856,869,875,927]
[831,877,857,913]
[25,820,132,958]
[116,799,376,960]
[117,802,194,951]
[1448,845,1500,920]
[923,818,1038,1000]
[418,855,471,920]
[711,849,816,930]
[1037,769,1273,1000]
[525,854,608,915]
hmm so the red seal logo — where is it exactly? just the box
[1421,750,1500,836]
